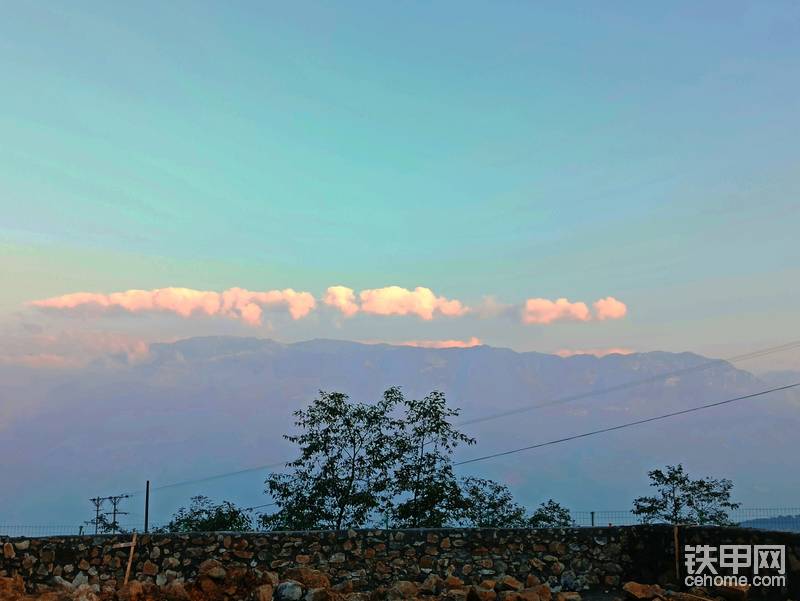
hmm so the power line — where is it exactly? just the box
[125,461,287,497]
[122,339,800,496]
[243,502,277,511]
[454,382,800,466]
[455,339,800,427]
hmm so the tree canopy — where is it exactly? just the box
[160,496,253,532]
[261,387,574,531]
[632,464,740,525]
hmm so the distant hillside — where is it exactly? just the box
[1,336,797,526]
[739,514,800,532]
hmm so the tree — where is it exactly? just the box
[390,391,476,528]
[262,389,402,531]
[160,496,253,532]
[456,477,528,527]
[528,499,573,528]
[632,464,740,525]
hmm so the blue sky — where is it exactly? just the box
[1,1,799,370]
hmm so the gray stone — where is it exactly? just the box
[275,580,304,601]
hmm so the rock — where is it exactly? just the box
[119,580,144,601]
[479,580,497,590]
[445,575,465,589]
[333,580,354,593]
[329,553,346,563]
[518,588,543,601]
[468,586,498,601]
[163,581,190,600]
[284,567,331,589]
[198,558,227,580]
[555,593,581,601]
[263,571,281,586]
[526,575,541,588]
[713,584,750,601]
[255,584,275,601]
[163,556,181,570]
[0,576,25,599]
[14,540,30,551]
[305,588,344,601]
[498,575,524,591]
[142,560,159,576]
[388,580,419,599]
[276,580,305,601]
[73,583,101,601]
[665,593,714,601]
[3,542,16,559]
[50,575,74,591]
[72,572,89,587]
[150,546,161,560]
[421,574,444,593]
[622,582,666,600]
[530,585,551,601]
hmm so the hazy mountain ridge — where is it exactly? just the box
[1,336,797,526]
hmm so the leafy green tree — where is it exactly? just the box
[262,389,402,530]
[160,496,253,532]
[456,477,528,527]
[390,390,475,528]
[632,464,740,525]
[528,499,573,528]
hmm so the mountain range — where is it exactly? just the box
[1,336,797,527]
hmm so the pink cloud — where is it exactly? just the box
[522,298,591,324]
[555,347,635,358]
[358,286,468,320]
[323,286,359,317]
[31,287,316,326]
[398,336,482,349]
[593,296,628,320]
[0,328,152,369]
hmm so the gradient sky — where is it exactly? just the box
[1,1,799,371]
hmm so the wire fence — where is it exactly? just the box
[572,507,800,532]
[2,508,799,538]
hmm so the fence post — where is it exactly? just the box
[590,511,595,527]
[144,481,150,533]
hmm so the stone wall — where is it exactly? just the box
[1,526,798,599]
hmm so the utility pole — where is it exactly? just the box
[144,481,150,533]
[87,497,105,535]
[105,494,130,533]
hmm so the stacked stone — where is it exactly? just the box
[0,528,629,596]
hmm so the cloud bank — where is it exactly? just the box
[522,296,628,324]
[398,336,482,349]
[593,296,628,320]
[30,287,627,327]
[31,287,316,326]
[323,285,468,319]
[555,347,635,358]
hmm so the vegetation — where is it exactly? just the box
[263,389,401,531]
[159,393,741,534]
[261,387,571,530]
[528,499,573,528]
[160,495,253,532]
[389,390,475,528]
[456,476,528,527]
[632,464,740,525]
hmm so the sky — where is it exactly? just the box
[1,1,799,372]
